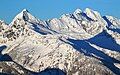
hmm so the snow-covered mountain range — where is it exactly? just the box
[0,8,120,75]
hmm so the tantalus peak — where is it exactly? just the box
[12,8,101,22]
[0,8,120,75]
[5,8,120,39]
[11,8,117,26]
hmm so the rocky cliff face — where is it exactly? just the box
[0,8,120,75]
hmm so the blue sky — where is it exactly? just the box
[0,0,120,23]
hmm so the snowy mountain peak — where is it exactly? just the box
[85,8,93,12]
[10,9,29,25]
[84,8,101,21]
[10,9,38,24]
[74,8,82,14]
[22,9,29,13]
[19,9,30,20]
[103,15,120,29]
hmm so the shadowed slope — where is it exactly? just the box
[68,31,120,75]
[0,45,12,61]
[103,16,120,33]
[88,30,120,53]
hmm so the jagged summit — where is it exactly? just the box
[13,9,29,20]
[85,8,93,12]
[22,9,29,12]
[74,8,82,14]
[84,8,101,21]
[2,8,120,39]
[10,9,38,26]
[21,9,29,21]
